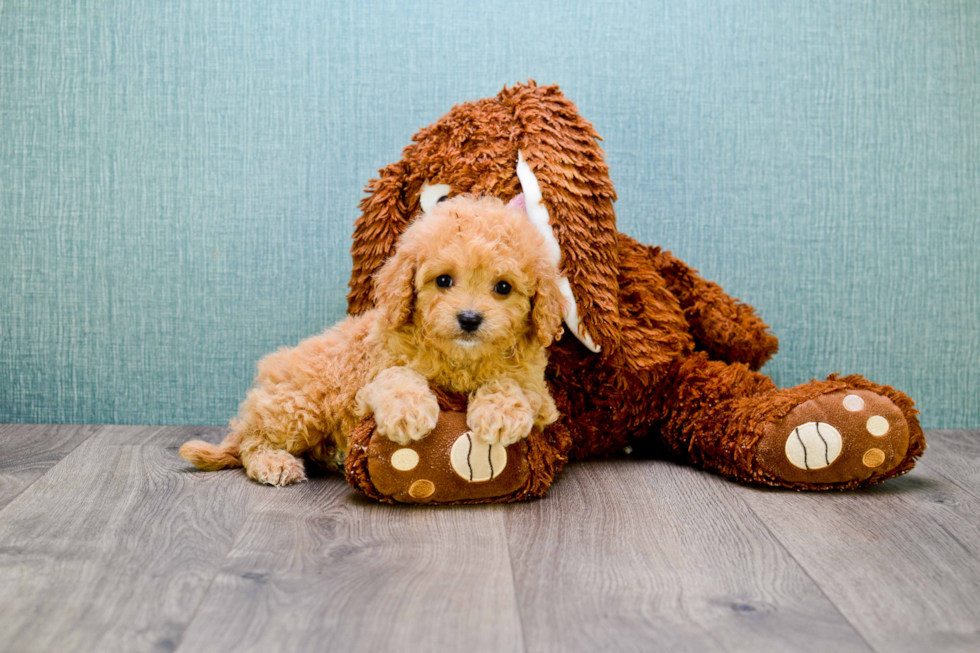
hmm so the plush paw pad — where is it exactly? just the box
[450,432,507,482]
[365,410,530,503]
[784,422,843,470]
[758,390,910,485]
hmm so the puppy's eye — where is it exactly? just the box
[494,281,512,296]
[436,275,454,289]
[436,195,449,204]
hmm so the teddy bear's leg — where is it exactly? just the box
[632,236,780,370]
[653,352,926,489]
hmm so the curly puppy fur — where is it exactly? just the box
[179,196,565,486]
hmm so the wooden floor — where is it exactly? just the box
[0,426,978,653]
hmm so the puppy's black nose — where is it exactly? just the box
[457,311,483,332]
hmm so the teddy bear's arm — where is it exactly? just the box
[636,238,779,370]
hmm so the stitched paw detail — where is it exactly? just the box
[784,422,843,470]
[362,410,533,504]
[449,432,507,482]
[759,390,911,485]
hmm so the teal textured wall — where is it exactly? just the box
[1,1,977,428]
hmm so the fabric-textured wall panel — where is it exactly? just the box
[1,0,977,428]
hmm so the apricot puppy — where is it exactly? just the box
[179,196,565,486]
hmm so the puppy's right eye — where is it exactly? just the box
[493,281,512,296]
[436,275,453,289]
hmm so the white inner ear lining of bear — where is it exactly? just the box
[419,182,451,213]
[516,150,601,354]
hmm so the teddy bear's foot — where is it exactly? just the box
[755,390,911,486]
[359,411,530,503]
[345,388,572,504]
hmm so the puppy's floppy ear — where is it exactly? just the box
[530,257,567,348]
[373,240,417,329]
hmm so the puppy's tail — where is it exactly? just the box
[179,430,243,471]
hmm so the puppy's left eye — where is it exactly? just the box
[494,281,512,296]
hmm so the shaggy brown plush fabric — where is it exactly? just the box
[345,388,572,504]
[344,81,926,501]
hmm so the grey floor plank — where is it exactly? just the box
[3,426,978,653]
[175,477,524,653]
[0,425,262,653]
[0,424,99,509]
[916,430,980,501]
[737,435,980,653]
[505,457,873,653]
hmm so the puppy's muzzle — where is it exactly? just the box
[457,311,483,333]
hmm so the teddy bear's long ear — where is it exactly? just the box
[348,158,424,316]
[499,82,622,355]
[372,235,417,329]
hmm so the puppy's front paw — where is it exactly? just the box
[244,449,307,487]
[375,393,440,446]
[467,393,534,446]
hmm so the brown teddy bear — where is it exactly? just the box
[344,81,925,503]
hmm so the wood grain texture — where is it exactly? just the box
[175,476,524,653]
[738,455,980,652]
[916,430,980,501]
[506,457,873,653]
[0,425,262,653]
[0,424,98,509]
[1,426,979,653]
